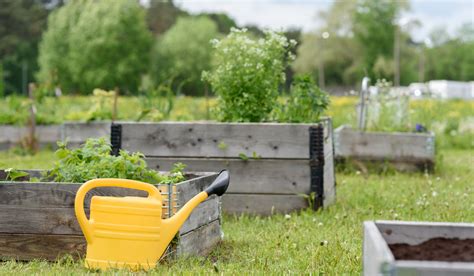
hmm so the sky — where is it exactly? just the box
[174,0,474,42]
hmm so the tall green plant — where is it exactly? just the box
[151,16,219,96]
[203,28,295,122]
[38,0,152,94]
[276,75,330,123]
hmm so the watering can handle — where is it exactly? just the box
[74,178,160,244]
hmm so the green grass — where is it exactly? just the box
[0,149,472,274]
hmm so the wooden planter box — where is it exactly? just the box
[111,118,336,215]
[364,220,474,275]
[0,171,222,261]
[0,122,110,150]
[334,125,435,171]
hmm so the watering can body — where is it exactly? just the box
[74,171,229,271]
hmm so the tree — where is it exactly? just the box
[0,0,50,94]
[293,0,361,87]
[147,0,188,36]
[151,16,219,96]
[353,0,408,80]
[38,0,152,94]
[200,12,237,34]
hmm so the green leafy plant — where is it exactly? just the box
[46,138,185,184]
[203,28,296,122]
[366,79,410,132]
[65,89,115,122]
[4,168,29,181]
[275,75,330,123]
[136,81,174,122]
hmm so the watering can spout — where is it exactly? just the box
[161,170,230,245]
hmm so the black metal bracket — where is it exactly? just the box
[110,123,122,156]
[309,124,325,210]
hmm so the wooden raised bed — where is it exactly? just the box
[0,122,110,150]
[334,125,436,171]
[112,118,336,215]
[0,171,222,261]
[364,220,474,275]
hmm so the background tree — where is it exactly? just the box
[0,0,49,94]
[151,16,219,96]
[201,12,237,34]
[147,0,188,36]
[38,0,152,94]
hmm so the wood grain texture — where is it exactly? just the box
[0,206,82,235]
[61,122,111,147]
[0,125,60,150]
[177,219,222,257]
[221,194,308,215]
[147,158,311,194]
[334,125,435,162]
[179,196,220,235]
[120,121,321,159]
[0,233,86,261]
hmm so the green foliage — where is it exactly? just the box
[47,138,185,184]
[65,89,115,122]
[0,0,50,94]
[365,79,410,132]
[4,168,29,181]
[136,81,175,122]
[38,0,152,94]
[203,28,295,122]
[151,16,219,96]
[353,0,408,79]
[276,75,330,123]
[425,39,474,81]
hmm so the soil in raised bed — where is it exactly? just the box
[389,238,474,262]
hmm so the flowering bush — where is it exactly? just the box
[203,28,296,122]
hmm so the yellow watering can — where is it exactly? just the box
[74,170,229,271]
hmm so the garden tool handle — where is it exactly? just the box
[74,178,160,244]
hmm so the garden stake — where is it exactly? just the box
[74,170,229,271]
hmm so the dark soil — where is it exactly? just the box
[389,238,474,262]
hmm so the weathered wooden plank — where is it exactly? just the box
[61,122,111,147]
[180,196,220,235]
[120,121,320,159]
[147,158,311,194]
[323,149,336,207]
[221,194,308,215]
[334,125,435,162]
[0,206,82,235]
[177,219,222,257]
[375,220,474,245]
[0,125,61,150]
[0,234,86,261]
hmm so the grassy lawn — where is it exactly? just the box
[0,148,472,274]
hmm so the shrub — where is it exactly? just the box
[275,75,330,123]
[47,138,185,184]
[38,0,152,94]
[151,16,219,96]
[203,28,295,122]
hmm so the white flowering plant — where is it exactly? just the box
[203,28,296,122]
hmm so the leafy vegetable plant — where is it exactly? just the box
[203,28,296,122]
[47,138,185,184]
[275,75,330,123]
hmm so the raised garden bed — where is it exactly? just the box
[0,170,221,261]
[112,118,336,215]
[364,220,474,275]
[335,125,435,171]
[0,122,110,150]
